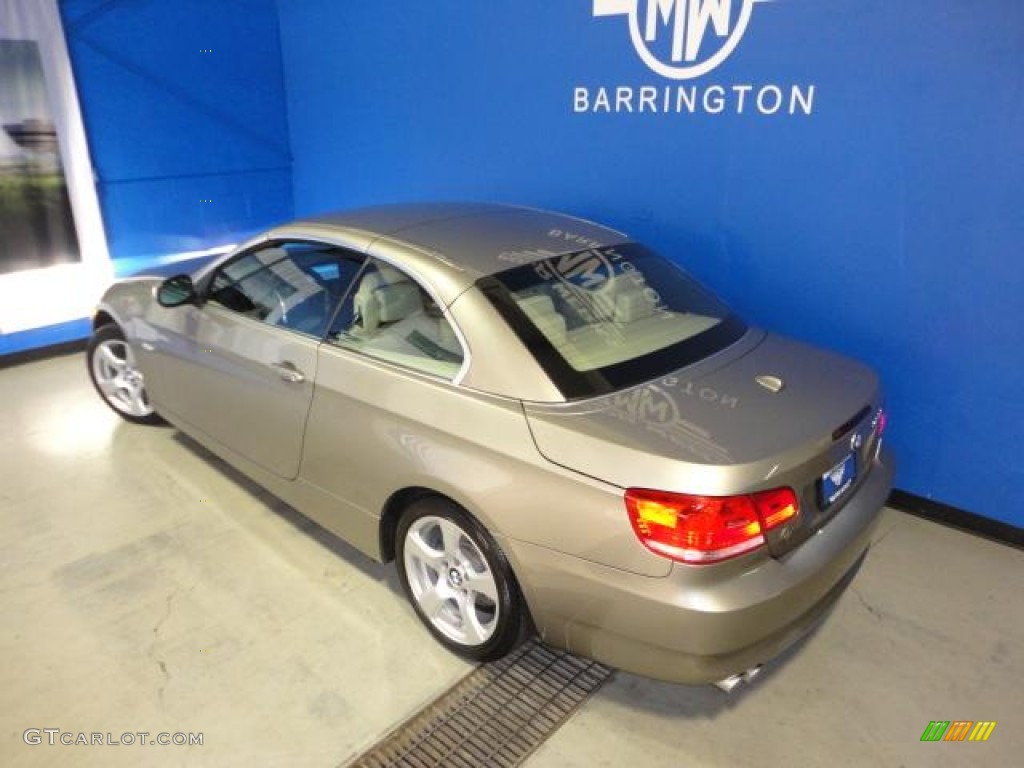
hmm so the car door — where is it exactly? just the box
[145,241,365,479]
[298,257,472,511]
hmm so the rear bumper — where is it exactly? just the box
[508,446,894,685]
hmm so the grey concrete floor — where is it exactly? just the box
[0,352,472,767]
[530,511,1023,768]
[1,351,1022,767]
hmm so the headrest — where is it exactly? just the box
[598,273,658,323]
[376,281,422,323]
[354,267,422,332]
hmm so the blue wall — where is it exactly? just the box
[277,1,1024,526]
[59,0,292,273]
[0,319,91,357]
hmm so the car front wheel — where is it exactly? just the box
[87,324,162,425]
[396,498,528,662]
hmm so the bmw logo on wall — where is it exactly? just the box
[593,0,761,80]
[577,0,817,117]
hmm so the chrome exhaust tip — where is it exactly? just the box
[713,674,744,693]
[713,664,763,693]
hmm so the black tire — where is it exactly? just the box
[86,324,163,425]
[396,496,529,662]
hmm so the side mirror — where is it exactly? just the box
[156,274,198,307]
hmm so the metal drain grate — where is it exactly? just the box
[347,640,613,768]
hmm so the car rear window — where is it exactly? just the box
[478,243,746,399]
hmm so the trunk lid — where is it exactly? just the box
[524,331,884,556]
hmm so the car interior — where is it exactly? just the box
[329,262,464,379]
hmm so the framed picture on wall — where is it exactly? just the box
[0,0,111,341]
[1,39,81,274]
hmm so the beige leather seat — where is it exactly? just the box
[353,267,424,334]
[595,273,659,323]
[516,294,568,343]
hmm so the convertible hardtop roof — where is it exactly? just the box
[294,202,631,279]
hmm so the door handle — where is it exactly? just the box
[269,361,305,383]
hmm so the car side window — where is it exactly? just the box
[325,258,465,380]
[207,242,364,338]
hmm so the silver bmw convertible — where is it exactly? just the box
[88,203,893,689]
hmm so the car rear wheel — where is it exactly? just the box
[87,324,162,425]
[396,497,528,662]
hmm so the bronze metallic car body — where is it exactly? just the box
[90,203,894,686]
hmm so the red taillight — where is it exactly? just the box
[625,487,800,564]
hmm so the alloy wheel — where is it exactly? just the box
[91,338,154,418]
[402,514,500,646]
